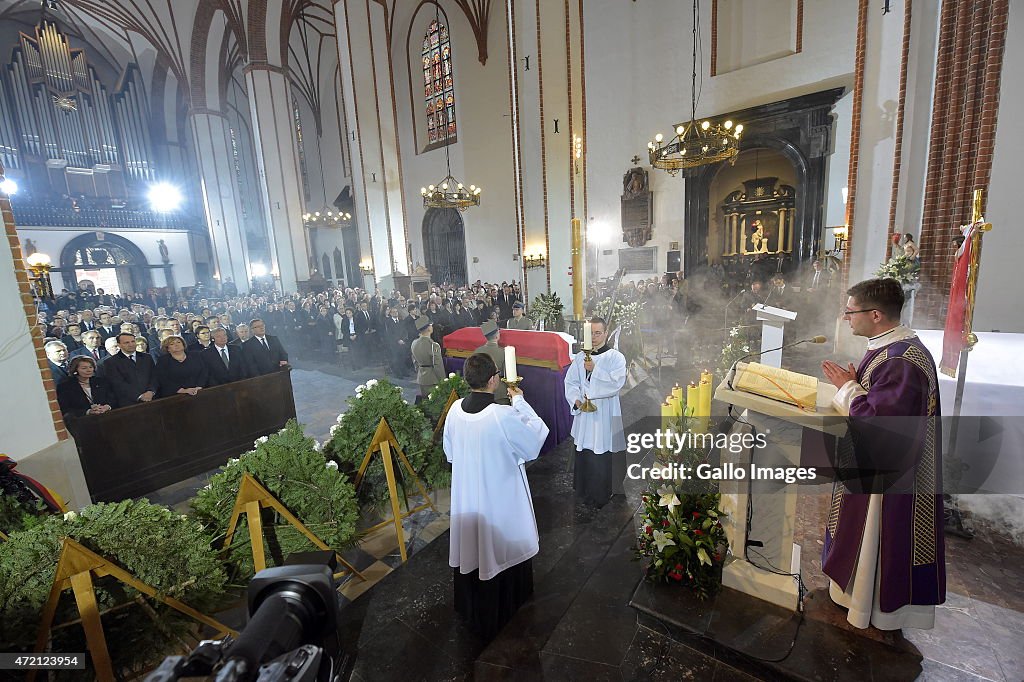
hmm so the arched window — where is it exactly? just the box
[422,19,456,147]
[322,253,332,280]
[334,248,345,285]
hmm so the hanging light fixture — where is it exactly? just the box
[420,1,480,211]
[648,0,742,174]
[303,209,353,227]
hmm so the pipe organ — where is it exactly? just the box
[0,21,155,194]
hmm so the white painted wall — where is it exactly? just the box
[974,0,1024,333]
[392,0,520,286]
[583,0,857,285]
[13,227,196,293]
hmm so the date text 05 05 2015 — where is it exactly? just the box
[0,653,86,669]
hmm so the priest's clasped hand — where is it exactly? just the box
[821,360,858,389]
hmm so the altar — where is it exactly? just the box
[443,328,574,453]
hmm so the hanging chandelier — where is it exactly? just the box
[303,209,352,227]
[420,175,481,210]
[647,0,742,174]
[420,1,480,211]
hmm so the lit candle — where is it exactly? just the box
[672,383,683,402]
[504,345,518,383]
[699,370,713,416]
[687,382,700,418]
[583,321,593,350]
[661,400,674,433]
[669,394,683,418]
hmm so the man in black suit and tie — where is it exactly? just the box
[71,330,109,364]
[353,301,376,365]
[97,311,118,341]
[242,319,289,376]
[381,304,410,378]
[203,328,250,386]
[496,285,518,326]
[45,340,70,384]
[100,333,156,407]
[79,309,96,332]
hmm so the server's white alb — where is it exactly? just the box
[444,394,549,580]
[564,348,627,453]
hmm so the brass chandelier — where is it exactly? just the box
[420,0,480,211]
[303,209,352,227]
[648,0,742,174]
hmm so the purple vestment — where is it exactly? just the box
[822,336,946,613]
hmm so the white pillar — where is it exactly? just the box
[245,66,310,292]
[189,110,251,292]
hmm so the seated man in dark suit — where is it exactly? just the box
[242,318,289,376]
[203,328,250,386]
[99,333,156,407]
[45,340,70,384]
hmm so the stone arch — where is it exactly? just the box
[422,208,467,285]
[58,232,152,294]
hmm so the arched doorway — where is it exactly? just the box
[59,232,152,294]
[422,208,468,286]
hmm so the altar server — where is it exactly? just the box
[821,278,945,631]
[564,317,627,506]
[444,353,549,640]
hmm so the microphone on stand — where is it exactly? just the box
[726,336,828,390]
[723,288,747,336]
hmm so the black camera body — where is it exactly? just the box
[146,564,348,682]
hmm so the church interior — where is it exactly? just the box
[1,0,1023,679]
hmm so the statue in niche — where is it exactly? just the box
[750,220,770,254]
[158,239,169,264]
[23,238,37,257]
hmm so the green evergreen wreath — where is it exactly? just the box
[325,379,449,509]
[420,373,469,427]
[191,419,359,580]
[0,500,227,680]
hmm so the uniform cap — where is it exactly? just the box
[415,316,432,332]
[481,320,499,338]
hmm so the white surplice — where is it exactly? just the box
[564,347,627,454]
[444,394,549,580]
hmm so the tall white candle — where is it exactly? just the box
[583,321,593,349]
[504,345,517,382]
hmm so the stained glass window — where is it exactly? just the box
[422,19,456,146]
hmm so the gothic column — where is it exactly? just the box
[189,110,251,292]
[244,65,311,292]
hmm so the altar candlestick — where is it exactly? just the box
[583,321,593,349]
[504,345,518,382]
[686,382,700,417]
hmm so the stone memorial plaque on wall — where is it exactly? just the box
[621,167,653,247]
[618,247,657,274]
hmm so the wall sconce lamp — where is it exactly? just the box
[573,135,583,175]
[524,253,547,269]
[831,225,848,255]
[359,261,374,274]
[25,252,54,300]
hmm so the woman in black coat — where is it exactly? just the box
[56,356,117,418]
[154,336,209,398]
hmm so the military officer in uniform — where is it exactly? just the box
[473,320,509,405]
[505,302,534,330]
[412,316,446,398]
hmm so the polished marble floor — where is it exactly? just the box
[147,351,1024,681]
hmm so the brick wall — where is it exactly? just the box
[841,0,870,292]
[0,164,68,441]
[916,0,1009,327]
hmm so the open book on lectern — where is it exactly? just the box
[732,361,818,411]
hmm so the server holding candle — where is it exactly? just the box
[564,316,627,507]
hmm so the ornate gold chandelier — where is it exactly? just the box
[303,209,352,227]
[648,0,742,174]
[420,175,481,210]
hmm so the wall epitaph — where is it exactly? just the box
[620,167,653,247]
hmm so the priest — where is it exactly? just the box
[564,316,627,506]
[444,353,549,640]
[821,277,945,631]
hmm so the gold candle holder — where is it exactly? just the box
[501,376,523,391]
[579,349,597,412]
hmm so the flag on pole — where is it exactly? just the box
[940,222,977,377]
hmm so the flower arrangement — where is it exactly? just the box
[191,419,359,580]
[717,326,752,379]
[530,292,565,330]
[634,485,728,599]
[593,297,642,333]
[324,379,449,508]
[420,372,469,427]
[875,254,920,284]
[0,500,227,679]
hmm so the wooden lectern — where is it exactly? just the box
[713,376,846,611]
[751,304,797,368]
